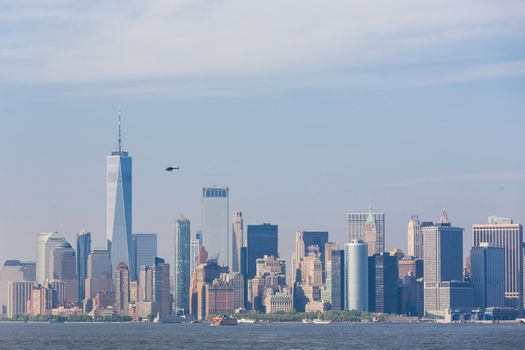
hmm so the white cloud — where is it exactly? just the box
[1,0,524,90]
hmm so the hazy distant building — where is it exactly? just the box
[246,224,278,279]
[249,255,286,312]
[348,209,385,255]
[29,284,53,316]
[36,232,67,284]
[473,217,523,310]
[107,117,132,272]
[115,262,129,316]
[190,232,204,278]
[76,231,91,303]
[131,233,157,281]
[345,240,368,311]
[0,260,35,315]
[231,211,244,272]
[174,216,191,315]
[470,243,505,309]
[292,231,329,286]
[189,261,221,320]
[202,186,229,267]
[423,210,467,314]
[85,248,113,300]
[399,257,424,280]
[7,281,34,318]
[224,272,244,310]
[205,279,234,317]
[407,216,433,258]
[368,253,399,314]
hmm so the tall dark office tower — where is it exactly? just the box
[246,224,278,279]
[174,216,191,315]
[470,243,505,309]
[107,115,132,272]
[131,233,157,281]
[153,257,170,320]
[473,217,523,310]
[76,231,91,303]
[368,253,399,314]
[51,243,78,305]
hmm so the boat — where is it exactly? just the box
[313,319,331,324]
[302,318,313,324]
[211,315,238,326]
[153,313,160,323]
[238,318,256,324]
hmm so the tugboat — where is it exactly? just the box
[211,315,238,326]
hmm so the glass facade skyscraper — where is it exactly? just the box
[246,224,278,279]
[107,117,132,272]
[131,233,157,281]
[76,231,91,303]
[202,186,229,267]
[174,216,191,315]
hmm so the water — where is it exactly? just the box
[0,322,524,349]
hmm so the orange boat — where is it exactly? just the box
[211,315,239,326]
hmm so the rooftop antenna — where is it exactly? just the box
[118,109,122,153]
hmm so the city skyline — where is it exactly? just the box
[1,1,524,273]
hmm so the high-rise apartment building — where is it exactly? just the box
[107,116,132,272]
[423,210,468,314]
[470,243,505,309]
[131,233,157,281]
[202,186,229,267]
[174,216,191,315]
[231,211,244,272]
[348,209,385,255]
[76,231,91,303]
[345,240,368,312]
[473,217,523,310]
[246,224,278,279]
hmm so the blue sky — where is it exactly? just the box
[0,0,524,267]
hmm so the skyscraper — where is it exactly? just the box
[423,210,468,314]
[470,243,505,309]
[347,209,385,254]
[76,231,91,303]
[107,116,132,272]
[190,237,201,278]
[246,224,278,279]
[131,233,157,281]
[153,257,171,320]
[115,262,130,316]
[407,216,433,258]
[368,253,399,314]
[323,242,342,310]
[231,211,244,272]
[473,216,523,310]
[345,240,368,311]
[85,248,113,300]
[36,232,62,284]
[7,281,34,318]
[174,216,191,315]
[202,186,229,267]
[50,243,78,304]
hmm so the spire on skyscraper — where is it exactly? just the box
[118,109,122,154]
[439,208,449,225]
[366,205,375,224]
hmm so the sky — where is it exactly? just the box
[0,0,524,270]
